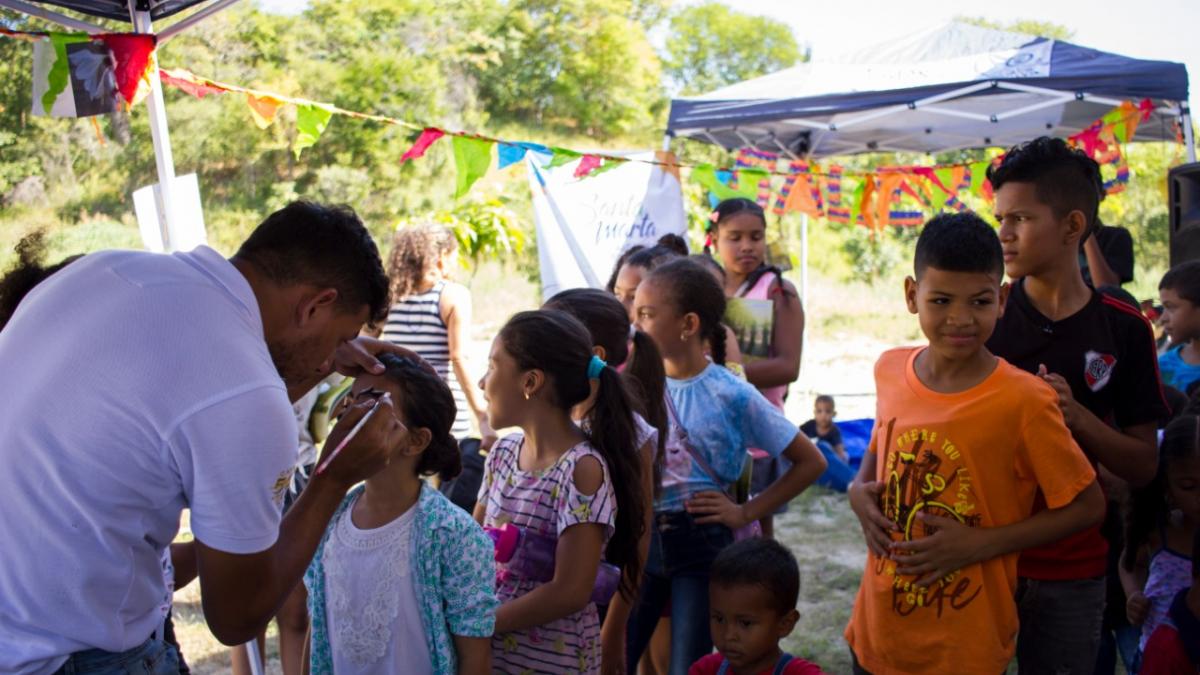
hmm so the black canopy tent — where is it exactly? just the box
[0,0,244,249]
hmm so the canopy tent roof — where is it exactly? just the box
[12,0,209,22]
[666,22,1191,158]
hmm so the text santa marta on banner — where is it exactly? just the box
[528,151,688,300]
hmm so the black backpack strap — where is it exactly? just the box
[773,653,795,675]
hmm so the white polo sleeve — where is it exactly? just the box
[169,384,298,554]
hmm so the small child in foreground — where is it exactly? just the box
[689,538,825,675]
[1138,529,1200,674]
[845,212,1104,674]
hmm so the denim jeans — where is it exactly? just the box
[1016,576,1106,675]
[1094,623,1140,675]
[626,511,734,675]
[54,638,180,675]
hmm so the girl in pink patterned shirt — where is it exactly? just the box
[474,310,646,674]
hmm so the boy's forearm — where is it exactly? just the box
[977,481,1104,561]
[1074,412,1157,487]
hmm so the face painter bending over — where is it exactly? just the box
[0,202,420,675]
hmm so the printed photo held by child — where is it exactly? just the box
[705,198,805,540]
[689,538,827,675]
[474,310,646,675]
[1158,261,1200,394]
[985,137,1168,674]
[626,258,826,674]
[846,213,1104,675]
[1120,414,1200,665]
[304,354,497,675]
[543,288,667,674]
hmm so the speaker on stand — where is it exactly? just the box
[1169,162,1200,266]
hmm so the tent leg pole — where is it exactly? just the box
[661,133,671,152]
[800,213,809,310]
[130,4,179,252]
[1184,107,1197,164]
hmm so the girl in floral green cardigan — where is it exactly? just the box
[304,354,497,674]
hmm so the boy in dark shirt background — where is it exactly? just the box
[800,395,846,462]
[985,136,1168,674]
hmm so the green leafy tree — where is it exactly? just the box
[955,16,1075,40]
[663,2,804,95]
[475,0,665,138]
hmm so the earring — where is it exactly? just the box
[524,392,530,400]
[680,332,688,342]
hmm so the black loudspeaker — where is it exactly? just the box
[1169,162,1200,266]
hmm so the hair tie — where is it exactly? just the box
[587,354,607,380]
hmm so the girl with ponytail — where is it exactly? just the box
[305,353,497,674]
[707,197,806,538]
[542,288,665,673]
[474,310,646,674]
[625,258,827,674]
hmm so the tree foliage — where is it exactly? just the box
[663,2,805,95]
[955,16,1075,40]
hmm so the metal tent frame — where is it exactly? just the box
[0,0,243,250]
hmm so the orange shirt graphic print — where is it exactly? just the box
[876,417,983,618]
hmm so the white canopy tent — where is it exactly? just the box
[667,22,1193,161]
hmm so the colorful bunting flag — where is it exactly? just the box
[776,160,824,218]
[96,33,156,106]
[692,164,743,202]
[33,33,117,118]
[160,68,225,98]
[294,102,333,158]
[246,92,284,129]
[452,136,493,199]
[401,127,445,163]
[548,147,582,168]
[497,142,527,170]
[968,161,993,200]
[2,29,1160,211]
[734,149,778,207]
[574,154,603,179]
[733,168,769,201]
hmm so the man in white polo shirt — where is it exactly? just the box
[0,201,405,674]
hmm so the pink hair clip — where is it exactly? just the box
[708,211,719,224]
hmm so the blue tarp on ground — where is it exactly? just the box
[836,417,875,470]
[667,22,1189,157]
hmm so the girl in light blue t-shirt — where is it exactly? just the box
[624,257,827,674]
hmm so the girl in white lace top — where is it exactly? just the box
[304,354,498,674]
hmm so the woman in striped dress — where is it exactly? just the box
[382,224,496,450]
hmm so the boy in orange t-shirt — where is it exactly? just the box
[844,213,1105,675]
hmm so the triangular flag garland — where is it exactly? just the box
[246,92,284,129]
[293,102,333,159]
[0,28,1170,220]
[452,136,493,199]
[401,128,445,163]
[96,33,156,106]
